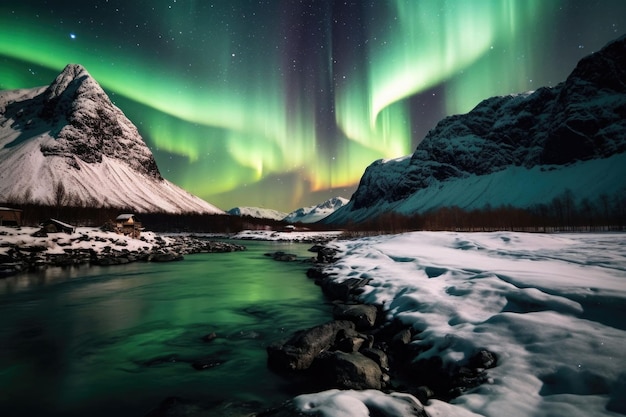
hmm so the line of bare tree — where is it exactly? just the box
[337,188,626,234]
[3,188,625,234]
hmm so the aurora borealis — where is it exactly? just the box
[1,1,625,212]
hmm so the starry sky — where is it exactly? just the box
[1,1,625,212]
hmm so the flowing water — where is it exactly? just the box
[0,240,332,416]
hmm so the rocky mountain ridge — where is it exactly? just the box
[325,34,626,224]
[0,64,223,214]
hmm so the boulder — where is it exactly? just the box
[267,320,355,372]
[320,277,372,301]
[333,303,378,329]
[315,351,384,390]
[361,347,389,372]
[333,328,368,353]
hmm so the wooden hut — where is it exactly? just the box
[0,207,22,226]
[40,219,75,234]
[115,214,142,238]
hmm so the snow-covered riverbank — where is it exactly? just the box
[290,231,626,417]
[0,226,244,276]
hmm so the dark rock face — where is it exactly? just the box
[37,64,162,178]
[325,34,626,219]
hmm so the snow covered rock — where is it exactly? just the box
[284,196,349,223]
[0,64,223,214]
[262,389,427,417]
[325,34,626,224]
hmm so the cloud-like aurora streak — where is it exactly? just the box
[1,1,623,211]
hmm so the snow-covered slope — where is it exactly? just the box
[227,206,287,221]
[0,64,223,214]
[325,34,626,225]
[283,196,349,223]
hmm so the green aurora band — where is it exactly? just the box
[1,1,624,211]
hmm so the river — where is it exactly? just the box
[0,240,332,416]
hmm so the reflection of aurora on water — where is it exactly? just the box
[1,1,625,211]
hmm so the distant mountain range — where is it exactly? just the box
[0,64,223,214]
[227,206,287,221]
[228,196,349,223]
[282,196,349,223]
[324,34,626,225]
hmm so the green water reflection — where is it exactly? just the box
[0,241,332,416]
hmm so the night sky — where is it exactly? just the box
[1,1,625,212]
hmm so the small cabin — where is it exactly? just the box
[40,219,75,234]
[115,213,142,238]
[0,207,22,227]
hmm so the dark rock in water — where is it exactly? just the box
[191,357,225,371]
[333,303,378,330]
[267,320,355,372]
[313,246,339,263]
[265,251,298,262]
[305,266,327,280]
[319,277,372,301]
[315,351,384,390]
[151,252,184,262]
[201,332,217,343]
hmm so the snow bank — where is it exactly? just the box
[0,226,169,257]
[231,229,342,242]
[313,232,626,417]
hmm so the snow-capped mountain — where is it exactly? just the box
[325,34,626,225]
[227,206,287,221]
[283,196,349,223]
[0,64,223,214]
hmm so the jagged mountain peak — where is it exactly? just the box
[0,64,223,214]
[32,64,163,178]
[43,63,98,102]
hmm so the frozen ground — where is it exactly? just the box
[293,232,626,417]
